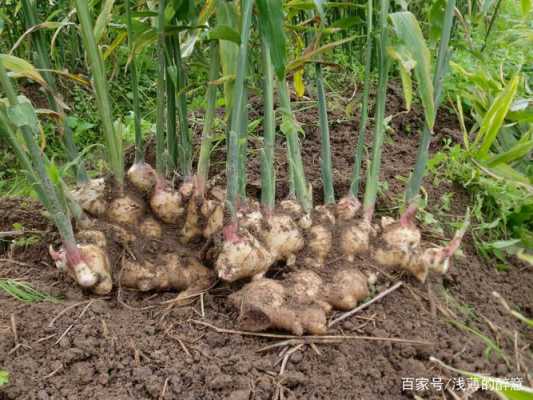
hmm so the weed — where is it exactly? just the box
[0,279,61,303]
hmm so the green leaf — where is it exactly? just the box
[208,25,241,44]
[287,35,357,71]
[130,11,158,18]
[474,75,519,159]
[516,249,533,266]
[387,46,415,111]
[507,109,533,123]
[0,54,46,86]
[390,12,435,129]
[481,0,497,15]
[103,31,127,59]
[94,0,115,44]
[6,103,39,134]
[489,163,531,185]
[46,160,62,186]
[128,29,157,65]
[330,16,361,29]
[0,279,61,303]
[0,370,8,386]
[257,0,287,81]
[171,0,198,20]
[216,0,238,112]
[485,239,522,250]
[521,0,532,16]
[294,68,305,97]
[486,138,533,167]
[428,0,446,41]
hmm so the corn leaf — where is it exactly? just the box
[0,54,46,86]
[431,357,533,399]
[94,0,115,44]
[257,0,287,81]
[390,11,435,129]
[474,75,519,159]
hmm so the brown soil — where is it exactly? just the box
[1,88,532,400]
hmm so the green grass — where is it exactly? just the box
[445,0,532,98]
[0,279,61,303]
[0,370,8,386]
[428,142,531,264]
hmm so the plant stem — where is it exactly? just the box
[362,0,390,221]
[74,0,123,186]
[315,63,335,204]
[238,85,249,199]
[260,38,276,211]
[173,32,192,178]
[125,0,144,163]
[0,60,76,247]
[349,0,373,198]
[166,55,178,170]
[0,110,50,210]
[226,0,254,219]
[279,79,312,212]
[480,0,502,53]
[404,0,455,205]
[196,41,220,190]
[155,0,167,174]
[22,0,88,183]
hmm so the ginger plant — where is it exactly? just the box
[0,0,470,335]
